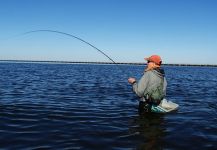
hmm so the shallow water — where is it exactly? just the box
[0,63,216,149]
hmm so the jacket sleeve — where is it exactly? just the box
[163,77,167,96]
[132,73,149,97]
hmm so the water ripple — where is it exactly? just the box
[0,63,217,149]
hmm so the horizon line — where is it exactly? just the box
[0,59,217,67]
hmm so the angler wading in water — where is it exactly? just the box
[10,30,179,113]
[128,55,167,113]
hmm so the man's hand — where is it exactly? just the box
[128,77,136,84]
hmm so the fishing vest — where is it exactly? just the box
[146,79,164,104]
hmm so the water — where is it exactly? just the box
[0,63,216,150]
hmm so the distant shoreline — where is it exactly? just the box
[0,60,217,67]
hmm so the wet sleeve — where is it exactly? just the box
[132,73,149,97]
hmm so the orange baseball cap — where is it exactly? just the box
[144,55,162,65]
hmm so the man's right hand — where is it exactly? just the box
[128,77,136,84]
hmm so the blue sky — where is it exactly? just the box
[0,0,217,64]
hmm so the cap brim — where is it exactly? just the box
[144,57,149,61]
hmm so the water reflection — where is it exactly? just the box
[130,110,166,150]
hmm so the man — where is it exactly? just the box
[128,55,167,112]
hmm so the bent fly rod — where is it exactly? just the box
[10,29,130,77]
[19,29,117,64]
